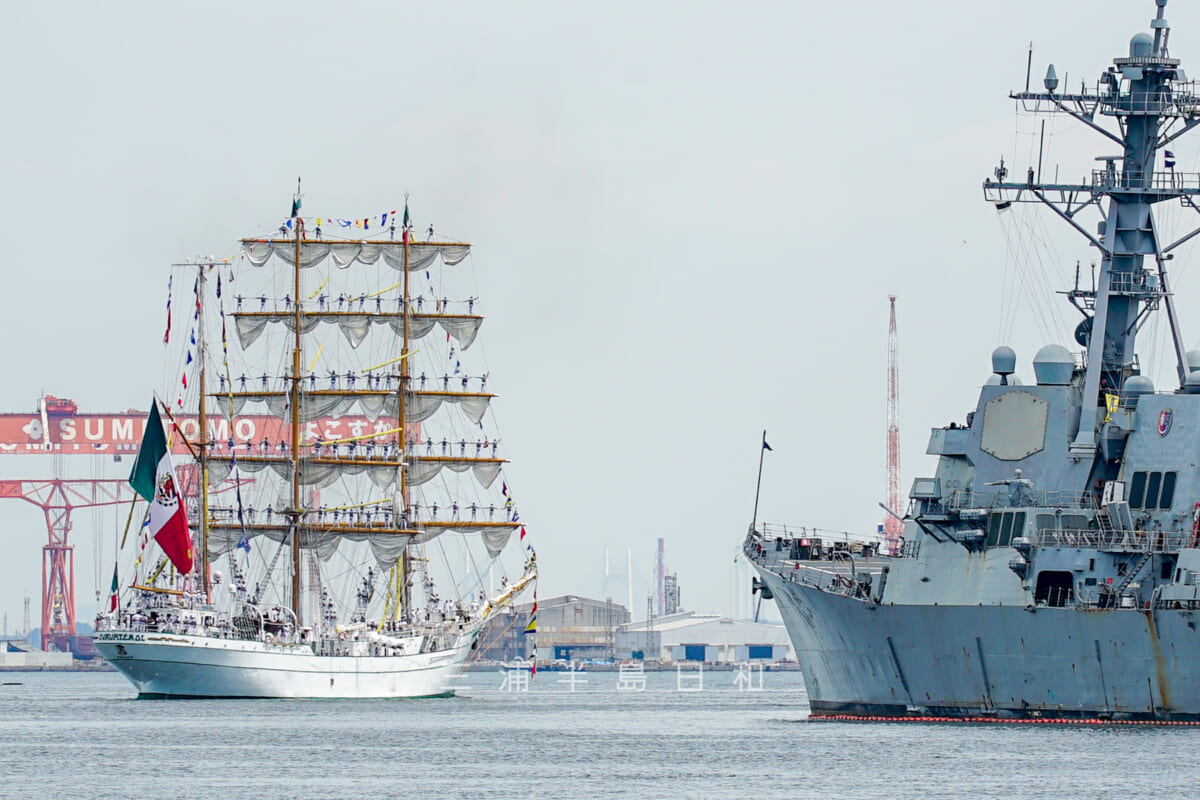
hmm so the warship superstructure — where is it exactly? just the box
[746,0,1200,720]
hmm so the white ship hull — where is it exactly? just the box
[94,631,473,698]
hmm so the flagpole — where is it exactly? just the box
[751,429,768,532]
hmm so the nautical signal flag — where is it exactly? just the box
[529,589,539,676]
[1105,392,1120,423]
[163,276,173,345]
[1166,150,1177,169]
[129,401,194,575]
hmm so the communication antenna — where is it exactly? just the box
[884,296,903,555]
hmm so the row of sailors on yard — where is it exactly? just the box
[235,294,478,314]
[204,436,501,459]
[211,501,516,524]
[219,371,489,393]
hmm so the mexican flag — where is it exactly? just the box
[108,565,119,612]
[129,401,193,575]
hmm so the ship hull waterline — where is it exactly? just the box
[94,633,473,699]
[756,567,1200,722]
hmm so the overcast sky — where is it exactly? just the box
[2,0,1199,632]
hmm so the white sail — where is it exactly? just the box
[213,389,492,425]
[241,240,470,271]
[233,311,482,350]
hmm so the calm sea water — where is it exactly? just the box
[1,668,1198,799]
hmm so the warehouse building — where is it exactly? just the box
[475,595,630,663]
[615,612,794,664]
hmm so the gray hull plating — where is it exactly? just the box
[760,567,1200,720]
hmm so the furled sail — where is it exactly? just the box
[405,456,503,488]
[232,311,482,350]
[205,521,520,567]
[209,455,504,491]
[241,240,470,272]
[212,390,492,425]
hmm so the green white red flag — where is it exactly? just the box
[108,565,119,612]
[129,401,193,575]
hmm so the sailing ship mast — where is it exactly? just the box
[290,182,304,624]
[169,256,214,599]
[210,206,523,624]
[197,258,211,600]
[399,200,412,616]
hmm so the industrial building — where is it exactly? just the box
[663,573,680,615]
[0,640,72,669]
[475,595,630,663]
[474,597,794,665]
[615,612,794,664]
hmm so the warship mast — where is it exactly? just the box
[984,0,1200,489]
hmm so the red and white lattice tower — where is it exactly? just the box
[655,537,665,617]
[884,296,903,556]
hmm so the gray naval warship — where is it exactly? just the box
[745,0,1200,721]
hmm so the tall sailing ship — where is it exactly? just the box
[94,195,536,698]
[746,0,1200,721]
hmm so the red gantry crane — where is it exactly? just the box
[0,395,385,656]
[0,478,129,654]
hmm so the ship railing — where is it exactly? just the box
[947,489,1095,510]
[1099,86,1200,116]
[1090,168,1200,192]
[1073,586,1150,611]
[1032,528,1190,553]
[104,608,241,640]
[755,522,819,540]
[1152,597,1200,611]
[1106,271,1164,297]
[782,560,864,599]
[754,522,883,549]
[1013,81,1200,120]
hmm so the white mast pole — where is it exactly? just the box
[627,548,633,614]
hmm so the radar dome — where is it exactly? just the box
[1185,371,1200,394]
[985,374,1002,386]
[991,346,1017,376]
[1124,375,1154,395]
[1130,32,1154,58]
[1187,350,1200,372]
[1033,344,1073,385]
[1123,375,1155,405]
